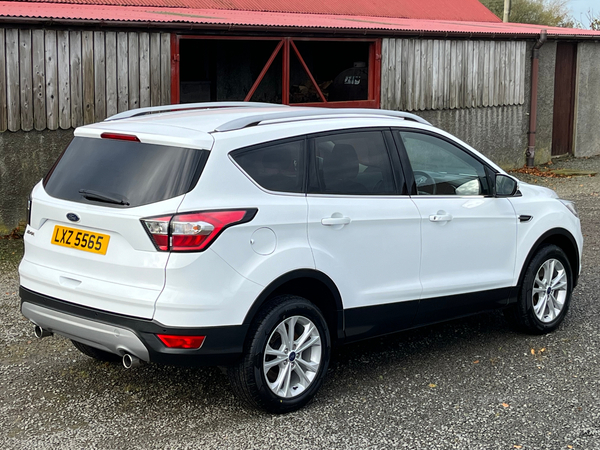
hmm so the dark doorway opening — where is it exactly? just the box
[551,42,578,156]
[175,37,380,108]
[179,39,282,104]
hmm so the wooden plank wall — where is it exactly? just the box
[381,39,527,111]
[0,28,171,132]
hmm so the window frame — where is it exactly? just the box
[171,35,381,108]
[391,128,498,197]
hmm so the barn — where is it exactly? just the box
[1,0,600,233]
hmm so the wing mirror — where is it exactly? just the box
[495,173,518,197]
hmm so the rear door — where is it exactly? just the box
[20,135,209,319]
[393,130,517,325]
[306,129,422,341]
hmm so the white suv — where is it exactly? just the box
[19,103,582,413]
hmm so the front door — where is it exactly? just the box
[395,130,518,325]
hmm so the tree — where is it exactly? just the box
[587,10,600,30]
[480,0,576,27]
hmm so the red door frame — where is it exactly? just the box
[171,34,381,108]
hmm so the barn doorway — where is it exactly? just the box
[173,36,380,108]
[551,42,578,156]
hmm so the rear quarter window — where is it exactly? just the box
[231,140,305,193]
[44,137,208,207]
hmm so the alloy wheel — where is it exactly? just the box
[532,258,568,323]
[263,315,322,398]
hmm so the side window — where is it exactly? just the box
[231,140,304,193]
[399,131,490,196]
[310,131,397,195]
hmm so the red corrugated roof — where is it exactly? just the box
[3,0,502,22]
[2,2,600,37]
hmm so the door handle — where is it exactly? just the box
[429,213,453,222]
[321,216,351,226]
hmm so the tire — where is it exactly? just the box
[71,340,122,363]
[504,244,573,334]
[227,295,331,413]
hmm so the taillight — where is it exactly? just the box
[27,193,32,226]
[157,334,205,349]
[141,215,171,251]
[141,209,257,252]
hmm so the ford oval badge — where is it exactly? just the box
[67,213,80,222]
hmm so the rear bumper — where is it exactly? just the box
[20,286,248,366]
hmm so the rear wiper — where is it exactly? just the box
[78,189,130,206]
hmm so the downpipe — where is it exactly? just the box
[527,29,548,167]
[122,353,142,369]
[34,325,52,339]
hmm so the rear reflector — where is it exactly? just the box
[141,209,257,252]
[157,334,205,349]
[100,132,140,142]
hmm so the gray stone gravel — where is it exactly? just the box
[1,156,600,449]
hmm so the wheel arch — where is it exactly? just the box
[517,228,580,290]
[242,269,344,342]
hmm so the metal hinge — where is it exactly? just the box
[172,54,180,62]
[375,53,382,61]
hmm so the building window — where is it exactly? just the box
[174,36,381,108]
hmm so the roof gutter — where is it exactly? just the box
[526,29,547,167]
[1,16,599,40]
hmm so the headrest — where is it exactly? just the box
[323,144,360,182]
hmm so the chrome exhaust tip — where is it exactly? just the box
[34,325,53,339]
[122,353,141,369]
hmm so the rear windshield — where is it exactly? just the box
[44,137,208,208]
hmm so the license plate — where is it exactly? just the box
[51,225,110,255]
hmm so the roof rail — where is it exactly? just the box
[104,102,284,121]
[214,108,432,132]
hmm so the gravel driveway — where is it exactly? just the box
[1,156,599,450]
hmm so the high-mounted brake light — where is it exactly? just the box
[100,132,140,142]
[157,334,205,349]
[141,209,257,252]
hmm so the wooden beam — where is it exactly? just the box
[32,29,46,131]
[70,30,83,128]
[6,29,20,131]
[150,33,160,106]
[139,32,150,108]
[82,30,95,124]
[128,32,139,110]
[19,29,33,131]
[57,30,70,129]
[0,29,7,132]
[117,31,128,112]
[94,31,106,121]
[105,31,117,117]
[160,33,170,105]
[45,30,58,130]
